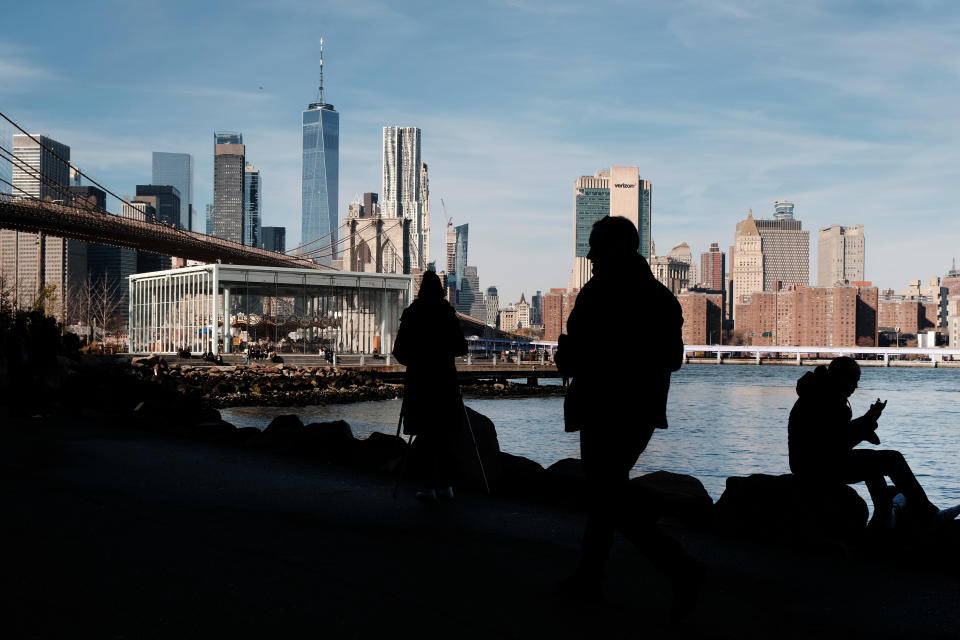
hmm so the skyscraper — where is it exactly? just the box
[420,161,430,268]
[262,226,286,253]
[454,223,468,286]
[213,132,245,244]
[152,152,193,230]
[756,213,809,290]
[485,286,500,327]
[205,204,214,236]
[0,119,11,195]
[818,224,865,287]
[382,126,427,271]
[700,242,726,292]
[731,204,810,325]
[135,185,181,227]
[731,209,763,324]
[243,163,262,248]
[569,166,652,290]
[301,39,339,266]
[0,134,83,319]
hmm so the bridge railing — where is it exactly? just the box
[683,344,960,365]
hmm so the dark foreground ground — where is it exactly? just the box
[4,419,958,639]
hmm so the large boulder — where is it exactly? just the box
[404,407,502,492]
[301,420,355,461]
[494,452,546,498]
[246,414,305,452]
[543,458,587,509]
[456,407,501,491]
[351,431,408,472]
[715,473,868,545]
[629,471,714,530]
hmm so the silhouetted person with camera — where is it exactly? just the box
[554,216,703,618]
[789,357,958,527]
[392,270,468,502]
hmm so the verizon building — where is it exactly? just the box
[569,166,652,290]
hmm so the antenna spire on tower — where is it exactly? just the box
[317,37,325,104]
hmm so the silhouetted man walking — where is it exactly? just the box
[555,216,702,617]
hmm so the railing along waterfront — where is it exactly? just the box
[682,345,960,366]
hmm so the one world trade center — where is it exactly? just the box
[301,38,339,266]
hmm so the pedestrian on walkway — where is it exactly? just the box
[392,270,468,502]
[554,215,703,619]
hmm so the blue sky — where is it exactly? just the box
[2,0,959,304]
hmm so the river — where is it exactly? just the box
[220,364,960,508]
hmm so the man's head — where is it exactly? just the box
[418,270,444,301]
[828,356,861,398]
[587,216,639,274]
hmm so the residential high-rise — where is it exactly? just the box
[243,163,262,248]
[543,288,579,342]
[445,219,456,276]
[0,134,83,319]
[151,152,193,231]
[382,126,427,271]
[135,185,181,227]
[818,224,865,287]
[261,226,286,253]
[700,242,725,292]
[569,166,651,290]
[213,132,245,244]
[420,161,430,268]
[301,39,339,266]
[453,223,468,287]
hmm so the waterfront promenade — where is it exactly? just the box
[5,417,959,638]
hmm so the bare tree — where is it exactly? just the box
[66,274,122,343]
[92,275,123,341]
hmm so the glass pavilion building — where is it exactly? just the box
[129,264,411,355]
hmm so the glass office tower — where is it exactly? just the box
[243,163,261,248]
[151,152,193,230]
[301,104,339,265]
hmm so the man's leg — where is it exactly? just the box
[845,449,937,519]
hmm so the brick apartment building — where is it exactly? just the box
[735,284,878,347]
[543,288,578,342]
[677,292,723,345]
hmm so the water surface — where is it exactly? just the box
[221,365,960,507]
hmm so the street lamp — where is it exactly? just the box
[895,326,901,349]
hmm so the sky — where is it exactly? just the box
[2,0,960,304]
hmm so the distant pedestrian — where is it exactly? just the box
[554,215,703,618]
[393,270,468,502]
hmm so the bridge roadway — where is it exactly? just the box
[0,196,323,269]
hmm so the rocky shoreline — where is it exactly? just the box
[129,356,565,408]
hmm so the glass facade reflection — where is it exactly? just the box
[151,152,193,230]
[243,164,261,248]
[575,187,609,258]
[302,105,339,266]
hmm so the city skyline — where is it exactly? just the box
[3,2,960,303]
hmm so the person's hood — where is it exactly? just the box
[796,365,830,397]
